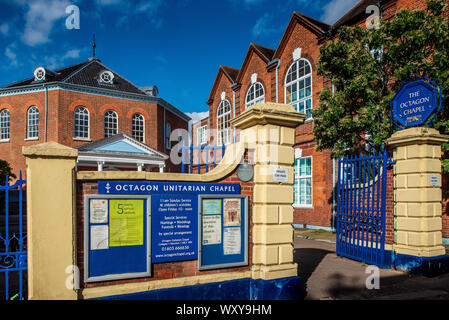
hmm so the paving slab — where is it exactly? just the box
[294,236,449,300]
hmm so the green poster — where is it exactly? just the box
[203,199,222,215]
[109,199,144,247]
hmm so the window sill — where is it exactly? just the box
[293,205,314,210]
[0,139,10,143]
[24,137,39,141]
[304,118,313,124]
[73,137,92,142]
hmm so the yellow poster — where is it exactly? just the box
[109,199,144,247]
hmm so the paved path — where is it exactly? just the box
[294,236,449,300]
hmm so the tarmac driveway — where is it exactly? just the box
[294,236,449,300]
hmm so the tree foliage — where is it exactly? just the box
[0,159,16,183]
[312,0,449,170]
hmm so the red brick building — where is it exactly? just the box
[202,0,449,233]
[0,57,190,176]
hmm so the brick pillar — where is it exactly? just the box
[387,127,449,260]
[232,103,305,280]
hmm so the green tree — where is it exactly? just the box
[0,159,16,184]
[312,0,449,170]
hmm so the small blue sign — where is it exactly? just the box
[98,181,240,195]
[391,79,440,128]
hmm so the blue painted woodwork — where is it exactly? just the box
[91,276,303,300]
[0,172,27,300]
[181,144,226,174]
[336,151,393,268]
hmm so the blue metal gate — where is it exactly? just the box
[0,172,27,300]
[336,151,392,268]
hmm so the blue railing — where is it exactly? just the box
[181,144,226,174]
[0,172,27,300]
[336,151,392,268]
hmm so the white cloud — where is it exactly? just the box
[21,0,71,46]
[252,13,278,38]
[320,0,360,25]
[5,44,19,67]
[95,0,164,27]
[0,23,10,36]
[186,111,209,123]
[41,48,86,69]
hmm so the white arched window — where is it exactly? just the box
[104,110,118,138]
[74,106,90,139]
[27,106,39,139]
[217,99,232,145]
[285,58,312,119]
[0,109,10,141]
[132,113,145,143]
[165,123,172,150]
[245,82,265,109]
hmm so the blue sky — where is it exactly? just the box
[0,0,359,121]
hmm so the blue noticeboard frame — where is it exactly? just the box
[84,195,151,283]
[198,195,248,270]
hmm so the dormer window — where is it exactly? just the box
[99,70,114,84]
[34,67,46,81]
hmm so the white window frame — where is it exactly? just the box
[104,110,118,138]
[197,125,208,146]
[293,156,313,208]
[0,109,10,142]
[217,99,232,146]
[165,123,172,150]
[245,82,265,109]
[131,113,145,143]
[74,106,90,140]
[26,106,39,140]
[285,58,313,120]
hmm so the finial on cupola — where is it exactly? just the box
[92,33,96,58]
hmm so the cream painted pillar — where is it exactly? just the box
[23,142,78,300]
[232,103,305,280]
[387,127,449,258]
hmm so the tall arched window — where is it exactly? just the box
[165,123,172,150]
[104,110,118,138]
[74,106,90,139]
[285,58,312,119]
[132,113,145,143]
[217,99,232,145]
[27,106,39,139]
[0,109,10,141]
[245,82,265,109]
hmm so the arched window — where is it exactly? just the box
[165,123,172,150]
[285,58,312,119]
[245,82,265,109]
[104,110,118,138]
[74,106,90,139]
[132,113,145,143]
[27,106,39,139]
[217,99,232,145]
[0,109,10,141]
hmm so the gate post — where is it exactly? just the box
[23,142,78,300]
[232,103,305,282]
[387,127,449,273]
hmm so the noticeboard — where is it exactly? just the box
[198,195,248,270]
[84,195,151,283]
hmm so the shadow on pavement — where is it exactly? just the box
[294,247,333,299]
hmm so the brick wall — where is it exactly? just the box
[76,152,254,289]
[0,89,188,177]
[385,166,394,245]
